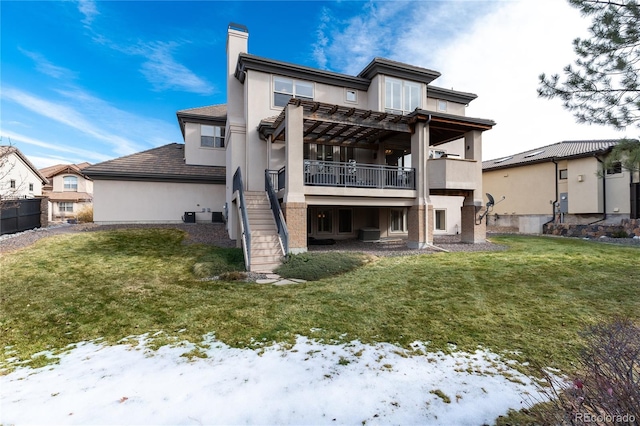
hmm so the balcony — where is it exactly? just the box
[268,161,415,192]
[428,157,478,190]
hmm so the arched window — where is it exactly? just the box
[63,176,78,191]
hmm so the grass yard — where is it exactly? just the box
[1,228,638,377]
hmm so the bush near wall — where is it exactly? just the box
[543,218,640,238]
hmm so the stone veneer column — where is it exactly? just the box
[282,202,307,254]
[461,203,486,243]
[283,103,307,253]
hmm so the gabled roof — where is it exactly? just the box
[176,104,227,137]
[0,145,48,184]
[482,140,627,171]
[39,163,92,180]
[83,143,225,183]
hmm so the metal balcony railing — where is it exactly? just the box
[302,160,415,189]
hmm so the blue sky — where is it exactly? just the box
[1,0,628,168]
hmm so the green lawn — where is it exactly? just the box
[1,229,638,376]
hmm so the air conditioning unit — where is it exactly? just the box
[183,211,196,223]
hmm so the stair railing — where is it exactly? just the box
[265,169,289,255]
[233,167,251,271]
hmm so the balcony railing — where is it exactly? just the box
[303,160,414,190]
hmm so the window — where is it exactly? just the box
[201,125,225,148]
[274,76,314,107]
[390,208,406,232]
[29,183,34,192]
[437,100,447,112]
[58,202,73,212]
[340,146,354,162]
[10,179,16,189]
[317,144,333,162]
[385,77,421,114]
[559,169,568,180]
[63,176,78,191]
[317,209,333,233]
[345,89,357,103]
[435,210,446,231]
[606,161,622,175]
[338,209,352,233]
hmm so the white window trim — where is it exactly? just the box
[385,77,421,114]
[345,89,358,104]
[63,175,78,191]
[273,76,314,108]
[200,124,225,149]
[435,209,447,231]
[437,99,448,112]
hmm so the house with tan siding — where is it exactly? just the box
[482,140,639,234]
[40,163,93,222]
[85,23,496,271]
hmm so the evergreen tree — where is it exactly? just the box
[538,0,640,173]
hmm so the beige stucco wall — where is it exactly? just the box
[430,195,464,235]
[0,152,43,198]
[183,123,227,167]
[93,180,225,223]
[483,162,557,215]
[51,173,93,194]
[425,97,466,116]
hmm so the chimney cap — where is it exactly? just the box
[228,22,248,33]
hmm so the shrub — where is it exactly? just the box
[274,251,368,281]
[76,205,93,223]
[611,229,629,238]
[531,319,640,425]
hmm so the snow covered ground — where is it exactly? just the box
[1,335,541,425]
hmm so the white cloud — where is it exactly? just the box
[139,42,215,95]
[1,130,111,166]
[315,0,627,160]
[18,48,76,80]
[77,0,99,27]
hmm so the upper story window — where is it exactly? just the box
[10,179,16,189]
[345,89,357,103]
[274,76,314,107]
[437,100,448,112]
[606,161,622,175]
[63,176,78,191]
[201,125,225,148]
[385,77,421,114]
[29,183,34,192]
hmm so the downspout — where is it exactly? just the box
[592,155,607,224]
[544,159,559,230]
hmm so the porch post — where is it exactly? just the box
[461,130,486,243]
[282,103,307,254]
[407,121,433,248]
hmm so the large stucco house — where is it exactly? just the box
[85,24,495,271]
[483,140,640,234]
[39,163,93,222]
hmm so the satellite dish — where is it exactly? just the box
[486,193,495,208]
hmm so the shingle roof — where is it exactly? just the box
[482,140,626,171]
[44,191,93,203]
[177,104,227,120]
[83,143,225,183]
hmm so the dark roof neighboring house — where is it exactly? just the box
[482,140,628,171]
[0,145,48,185]
[176,104,227,137]
[46,191,93,203]
[83,143,225,183]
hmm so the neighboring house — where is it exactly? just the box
[482,140,639,233]
[86,23,495,271]
[0,145,47,200]
[39,163,93,222]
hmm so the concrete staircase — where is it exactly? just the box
[243,191,284,272]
